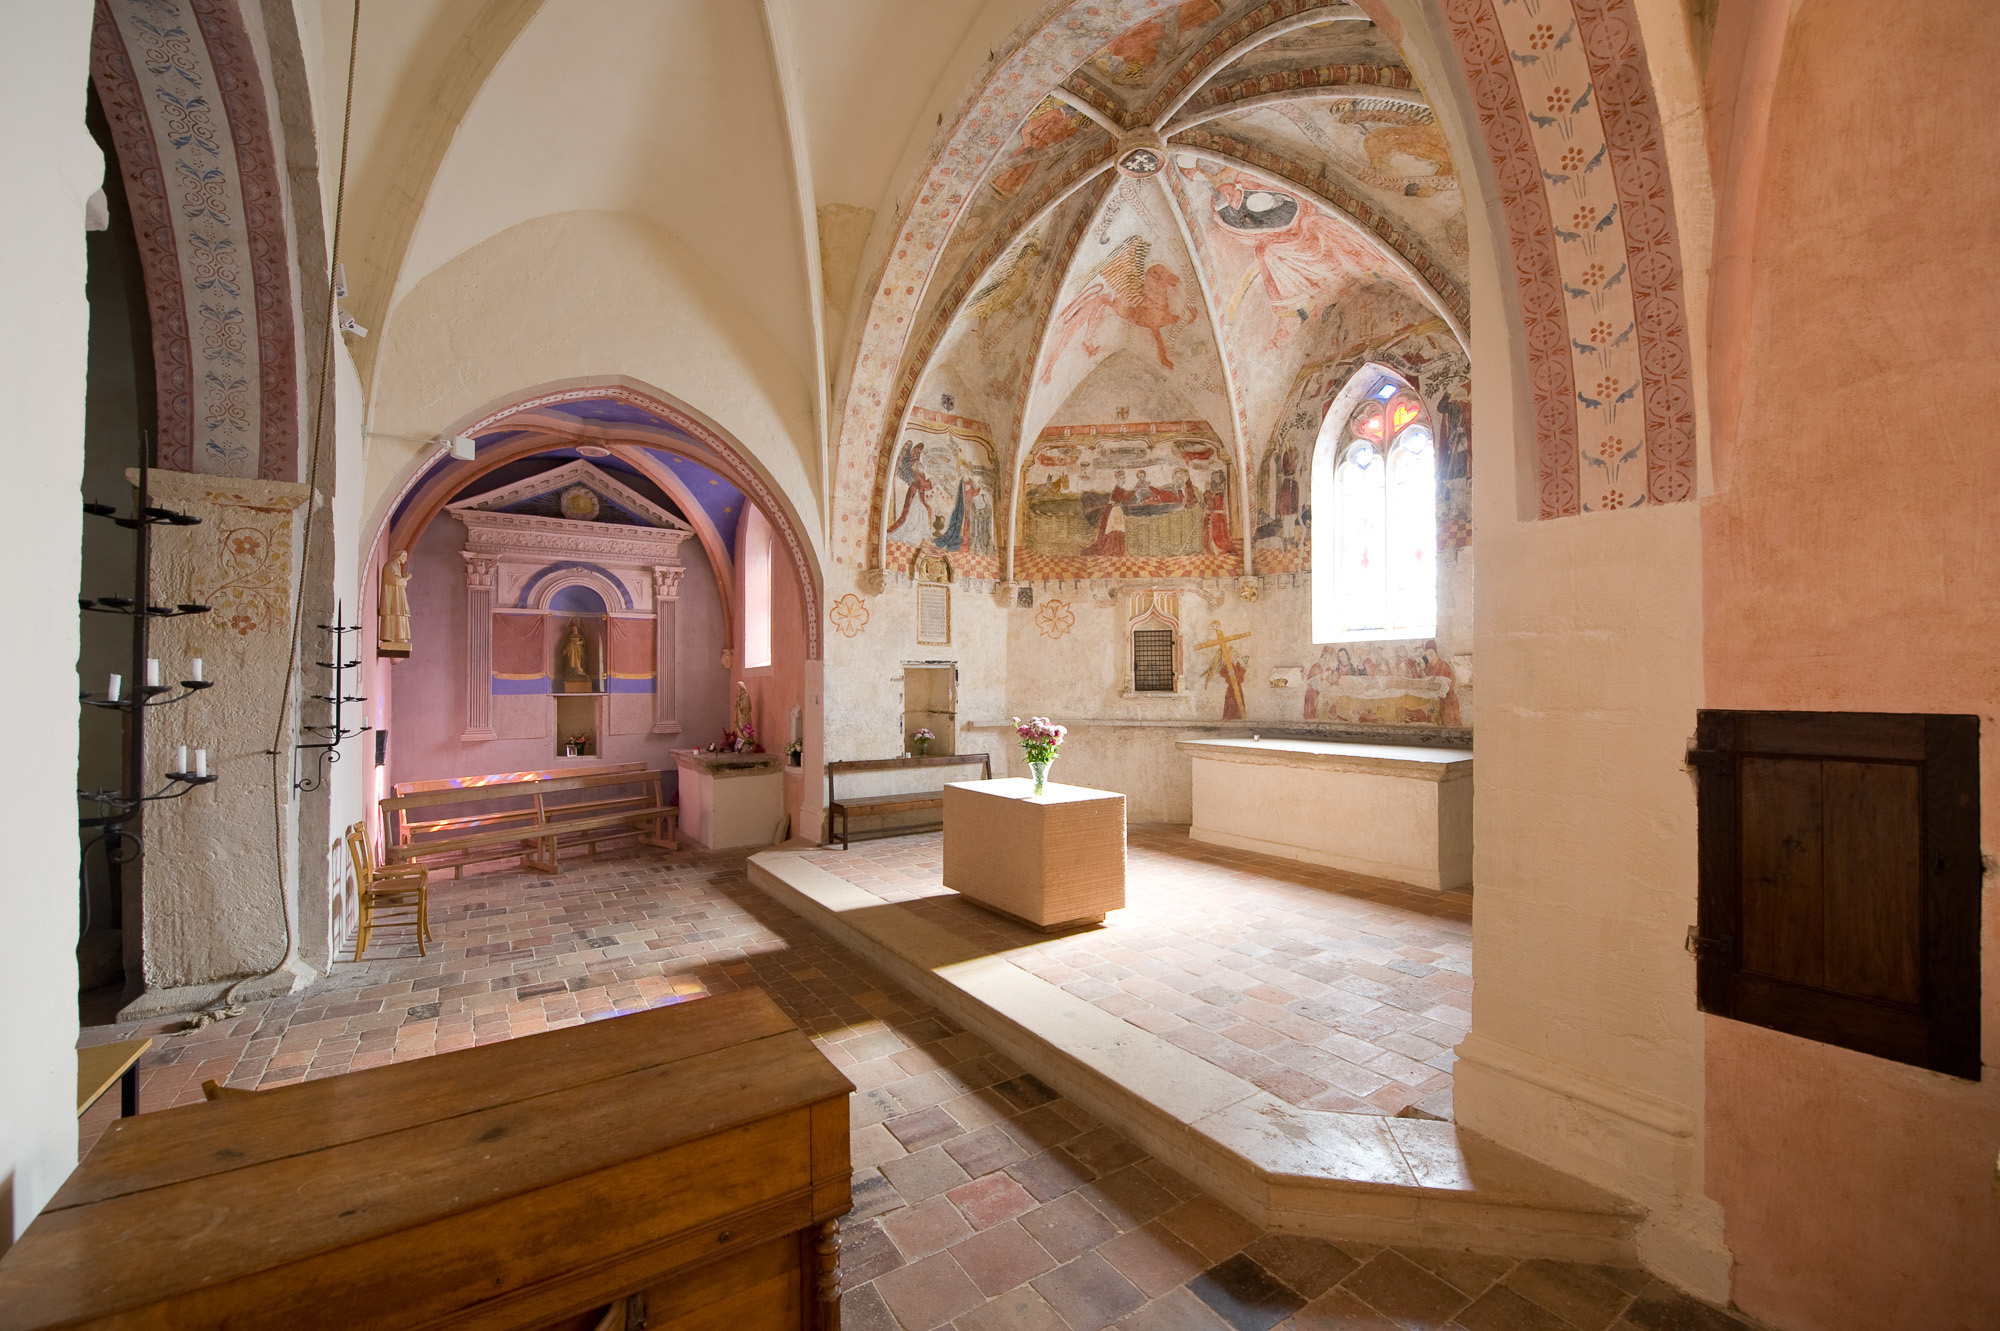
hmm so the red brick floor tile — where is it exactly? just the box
[947,1171,1039,1230]
[883,1195,976,1260]
[948,1219,1058,1296]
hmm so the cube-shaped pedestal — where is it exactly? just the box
[943,777,1126,931]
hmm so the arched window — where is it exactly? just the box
[1312,379,1437,642]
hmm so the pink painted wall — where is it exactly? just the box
[385,513,730,803]
[1702,2,2000,1326]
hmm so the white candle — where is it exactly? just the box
[176,745,188,774]
[189,657,204,682]
[107,674,121,702]
[193,749,208,779]
[145,658,160,687]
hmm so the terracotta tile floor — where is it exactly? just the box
[803,824,1471,1120]
[75,844,1748,1331]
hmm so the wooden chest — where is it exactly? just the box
[0,989,852,1329]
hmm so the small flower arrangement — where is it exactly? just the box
[1012,716,1067,764]
[708,724,760,755]
[912,728,935,741]
[910,727,935,755]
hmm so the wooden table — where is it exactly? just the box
[75,1038,151,1119]
[0,990,852,1330]
[942,777,1126,931]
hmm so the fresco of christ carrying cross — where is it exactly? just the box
[1196,620,1251,720]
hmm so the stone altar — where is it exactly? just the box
[1177,737,1472,890]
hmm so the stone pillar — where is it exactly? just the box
[462,553,497,740]
[130,470,315,1015]
[652,565,683,734]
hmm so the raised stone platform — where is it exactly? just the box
[748,847,1640,1262]
[1179,737,1474,891]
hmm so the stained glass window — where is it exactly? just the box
[1312,384,1437,643]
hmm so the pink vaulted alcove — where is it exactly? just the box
[366,387,821,836]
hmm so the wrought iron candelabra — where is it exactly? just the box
[289,601,371,793]
[77,456,222,943]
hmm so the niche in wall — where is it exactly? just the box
[903,664,956,756]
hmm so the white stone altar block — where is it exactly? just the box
[1177,738,1473,891]
[943,778,1127,931]
[674,752,785,850]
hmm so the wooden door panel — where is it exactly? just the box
[1694,709,1981,1079]
[1739,755,1824,988]
[1823,760,1923,1005]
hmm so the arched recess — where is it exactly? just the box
[378,432,739,649]
[520,563,635,613]
[441,382,821,659]
[90,0,302,480]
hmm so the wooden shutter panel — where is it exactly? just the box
[1692,710,1981,1079]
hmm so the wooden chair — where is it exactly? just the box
[344,821,432,960]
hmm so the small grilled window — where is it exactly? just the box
[1133,629,1176,692]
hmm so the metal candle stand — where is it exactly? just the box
[77,457,222,942]
[288,601,371,794]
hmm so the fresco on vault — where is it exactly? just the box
[885,409,1000,581]
[1014,423,1237,580]
[1303,638,1463,728]
[987,97,1095,200]
[1081,0,1221,89]
[1202,176,1390,347]
[1041,236,1190,380]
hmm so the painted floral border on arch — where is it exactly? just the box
[1442,0,1693,516]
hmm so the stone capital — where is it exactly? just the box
[461,552,498,590]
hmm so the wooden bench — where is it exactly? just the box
[825,753,992,849]
[383,769,678,878]
[389,762,648,850]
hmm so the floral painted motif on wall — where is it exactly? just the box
[1015,422,1238,580]
[885,410,1000,582]
[1304,638,1463,728]
[194,490,302,636]
[829,593,869,638]
[1035,598,1076,640]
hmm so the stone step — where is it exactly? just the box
[748,850,1643,1263]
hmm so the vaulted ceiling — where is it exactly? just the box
[842,0,1469,573]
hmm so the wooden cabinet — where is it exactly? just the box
[0,989,852,1329]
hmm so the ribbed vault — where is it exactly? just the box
[841,0,1471,581]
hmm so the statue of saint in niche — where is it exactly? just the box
[560,622,590,684]
[378,550,412,658]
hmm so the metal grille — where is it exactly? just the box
[1132,629,1176,692]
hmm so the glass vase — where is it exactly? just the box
[1029,759,1051,795]
[913,738,930,756]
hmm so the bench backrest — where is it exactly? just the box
[392,762,645,798]
[383,770,665,846]
[827,753,991,805]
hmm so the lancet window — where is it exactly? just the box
[1312,378,1437,642]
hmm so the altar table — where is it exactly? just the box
[675,750,785,849]
[1178,736,1473,890]
[943,777,1126,930]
